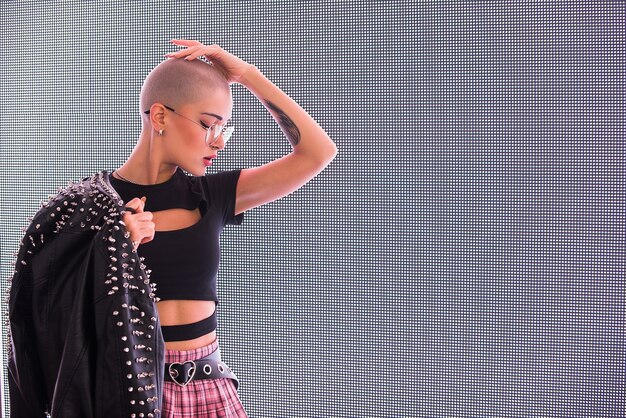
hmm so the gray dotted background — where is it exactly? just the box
[1,1,624,417]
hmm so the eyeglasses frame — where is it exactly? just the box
[143,104,234,146]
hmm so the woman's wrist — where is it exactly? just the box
[237,63,263,88]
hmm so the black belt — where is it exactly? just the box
[164,347,239,389]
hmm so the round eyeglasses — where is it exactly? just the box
[143,104,234,146]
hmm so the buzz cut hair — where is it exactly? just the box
[140,58,230,123]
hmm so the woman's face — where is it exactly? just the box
[164,88,233,176]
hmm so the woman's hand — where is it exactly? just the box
[165,39,256,84]
[122,196,155,251]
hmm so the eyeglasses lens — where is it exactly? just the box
[206,125,235,145]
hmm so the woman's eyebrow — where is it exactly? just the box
[201,112,223,121]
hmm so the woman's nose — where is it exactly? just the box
[210,134,226,150]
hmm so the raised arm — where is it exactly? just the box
[233,66,338,214]
[166,40,338,215]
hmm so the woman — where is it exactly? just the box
[110,40,337,416]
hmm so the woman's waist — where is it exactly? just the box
[164,330,217,351]
[157,299,216,325]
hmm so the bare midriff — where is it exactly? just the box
[157,299,217,350]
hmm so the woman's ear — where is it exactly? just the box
[149,103,167,132]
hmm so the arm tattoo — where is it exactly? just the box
[264,100,301,146]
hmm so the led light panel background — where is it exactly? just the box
[1,1,624,417]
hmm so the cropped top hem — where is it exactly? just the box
[157,296,219,304]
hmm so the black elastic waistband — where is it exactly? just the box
[161,311,217,342]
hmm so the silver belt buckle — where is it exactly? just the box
[168,360,197,387]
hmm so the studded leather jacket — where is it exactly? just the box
[8,171,164,418]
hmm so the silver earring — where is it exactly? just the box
[159,129,163,136]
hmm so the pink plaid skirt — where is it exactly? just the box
[162,339,248,417]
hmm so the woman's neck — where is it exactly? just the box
[115,135,177,185]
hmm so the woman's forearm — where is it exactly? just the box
[239,65,338,167]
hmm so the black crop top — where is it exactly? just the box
[109,167,243,303]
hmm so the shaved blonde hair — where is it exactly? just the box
[140,58,230,124]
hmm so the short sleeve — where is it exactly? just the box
[202,169,244,226]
